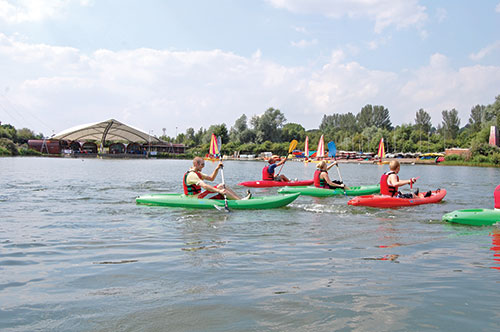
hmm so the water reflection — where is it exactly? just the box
[490,229,500,270]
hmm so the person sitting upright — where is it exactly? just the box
[380,160,423,198]
[184,157,250,200]
[314,160,348,190]
[262,155,290,182]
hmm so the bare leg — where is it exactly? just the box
[216,184,241,200]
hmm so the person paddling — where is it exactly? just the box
[184,157,251,200]
[314,160,349,190]
[262,155,290,182]
[380,160,430,198]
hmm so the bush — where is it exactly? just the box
[472,155,490,163]
[0,138,19,155]
[491,153,500,165]
[19,148,42,156]
[0,146,10,156]
[445,154,464,161]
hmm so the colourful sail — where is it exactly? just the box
[377,137,385,159]
[304,136,309,158]
[317,135,325,158]
[209,133,220,155]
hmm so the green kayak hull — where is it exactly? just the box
[136,193,300,210]
[442,209,500,226]
[278,184,380,197]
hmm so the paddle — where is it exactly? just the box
[328,141,346,196]
[276,139,298,177]
[213,139,230,212]
[410,176,420,189]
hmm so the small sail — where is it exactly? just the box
[317,135,325,158]
[209,133,220,155]
[304,136,309,158]
[377,137,385,159]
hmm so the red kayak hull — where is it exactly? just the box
[238,179,314,188]
[347,189,446,208]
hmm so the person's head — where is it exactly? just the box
[389,160,400,173]
[269,155,281,164]
[316,160,327,170]
[193,156,205,170]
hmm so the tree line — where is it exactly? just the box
[161,94,500,161]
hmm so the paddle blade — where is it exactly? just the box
[289,140,298,153]
[327,141,337,158]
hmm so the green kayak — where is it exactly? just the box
[136,193,300,210]
[278,185,380,197]
[442,209,500,226]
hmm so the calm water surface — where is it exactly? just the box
[1,157,499,331]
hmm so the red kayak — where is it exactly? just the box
[347,189,446,208]
[238,179,314,188]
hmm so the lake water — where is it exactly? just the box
[1,157,499,331]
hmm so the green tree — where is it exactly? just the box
[372,105,392,130]
[415,108,432,133]
[468,105,487,132]
[441,109,461,139]
[281,123,305,142]
[356,105,374,129]
[229,114,248,143]
[250,107,286,143]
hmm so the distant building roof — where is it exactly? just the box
[53,119,164,143]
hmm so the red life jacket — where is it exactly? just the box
[313,169,328,188]
[262,165,274,180]
[380,171,398,196]
[495,184,500,209]
[183,170,203,195]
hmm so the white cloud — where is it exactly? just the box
[291,39,318,48]
[267,0,428,33]
[496,2,500,13]
[469,41,500,61]
[1,33,499,135]
[436,7,447,22]
[0,0,89,24]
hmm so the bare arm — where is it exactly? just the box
[326,161,337,171]
[321,172,344,188]
[388,174,416,187]
[202,163,222,182]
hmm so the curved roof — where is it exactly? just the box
[53,119,163,143]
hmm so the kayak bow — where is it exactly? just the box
[442,209,500,226]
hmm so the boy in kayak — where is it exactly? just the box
[314,160,348,190]
[380,160,430,198]
[262,155,290,182]
[184,157,251,200]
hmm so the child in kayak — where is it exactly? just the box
[262,155,290,182]
[314,160,348,190]
[184,157,251,200]
[380,160,430,198]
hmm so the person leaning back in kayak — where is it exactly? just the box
[184,157,251,200]
[314,160,349,190]
[380,160,430,198]
[262,155,290,182]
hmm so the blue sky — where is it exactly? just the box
[0,0,499,137]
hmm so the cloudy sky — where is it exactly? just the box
[0,0,499,137]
